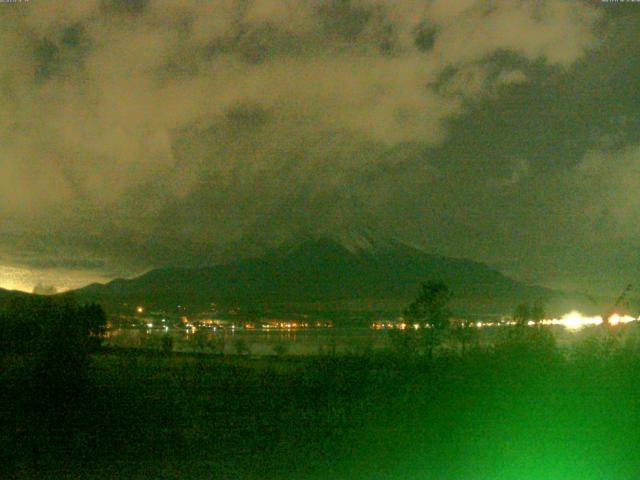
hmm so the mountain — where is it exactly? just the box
[74,235,578,317]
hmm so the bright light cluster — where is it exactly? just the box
[608,313,637,326]
[371,311,639,332]
[540,311,638,331]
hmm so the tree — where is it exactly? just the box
[513,303,530,328]
[24,298,107,415]
[451,318,477,356]
[192,328,209,352]
[404,281,452,359]
[512,301,546,332]
[1,296,107,357]
[38,300,107,373]
[77,302,108,353]
[161,334,174,356]
[531,302,545,326]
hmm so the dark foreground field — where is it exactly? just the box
[2,328,640,480]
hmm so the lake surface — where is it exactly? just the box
[103,322,633,356]
[105,326,390,356]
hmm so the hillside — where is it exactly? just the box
[0,288,31,309]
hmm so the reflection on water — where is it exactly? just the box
[104,322,640,356]
[105,327,390,356]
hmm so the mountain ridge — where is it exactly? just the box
[74,236,568,316]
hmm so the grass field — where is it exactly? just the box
[2,327,640,479]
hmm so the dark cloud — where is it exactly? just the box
[33,37,60,81]
[2,0,638,295]
[413,20,437,52]
[100,0,149,16]
[317,0,374,41]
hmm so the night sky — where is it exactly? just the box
[0,0,638,295]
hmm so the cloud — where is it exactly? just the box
[576,144,640,237]
[32,283,58,295]
[0,0,603,289]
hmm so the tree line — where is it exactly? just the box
[0,295,107,356]
[401,280,550,358]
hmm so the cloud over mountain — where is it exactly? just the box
[1,1,638,295]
